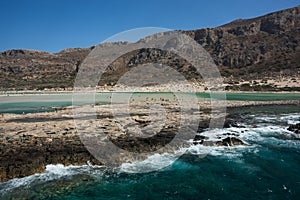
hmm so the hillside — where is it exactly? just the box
[0,6,299,91]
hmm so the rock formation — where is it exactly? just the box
[288,123,300,134]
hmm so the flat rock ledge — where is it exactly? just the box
[0,100,298,182]
[0,136,102,182]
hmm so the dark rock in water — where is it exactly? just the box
[230,123,246,128]
[193,134,245,146]
[225,132,239,136]
[216,137,245,146]
[223,121,231,128]
[287,123,300,134]
[223,119,246,128]
[193,135,209,145]
[194,135,209,141]
[223,120,246,128]
[193,140,203,145]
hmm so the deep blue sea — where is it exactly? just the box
[0,104,299,199]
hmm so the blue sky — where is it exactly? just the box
[1,0,299,53]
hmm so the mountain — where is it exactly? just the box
[184,5,300,80]
[0,6,299,91]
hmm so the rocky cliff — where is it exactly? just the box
[184,5,300,79]
[0,6,299,90]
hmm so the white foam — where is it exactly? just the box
[120,150,185,173]
[280,113,300,125]
[45,164,72,175]
[0,164,103,195]
[255,113,300,125]
[186,122,300,159]
[198,125,297,143]
[187,141,250,159]
[119,132,253,174]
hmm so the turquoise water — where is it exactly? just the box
[1,92,300,114]
[197,92,300,101]
[0,105,300,199]
[0,101,71,114]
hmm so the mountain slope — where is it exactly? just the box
[184,5,300,80]
[0,6,299,90]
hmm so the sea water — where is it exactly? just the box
[0,104,299,199]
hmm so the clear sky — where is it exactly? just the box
[1,0,299,53]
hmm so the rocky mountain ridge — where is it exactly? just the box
[0,6,299,90]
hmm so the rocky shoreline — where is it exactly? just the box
[0,99,299,182]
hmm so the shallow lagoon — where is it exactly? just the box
[1,92,300,114]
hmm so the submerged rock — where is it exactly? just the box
[287,123,300,134]
[193,134,245,147]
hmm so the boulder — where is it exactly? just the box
[216,137,245,146]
